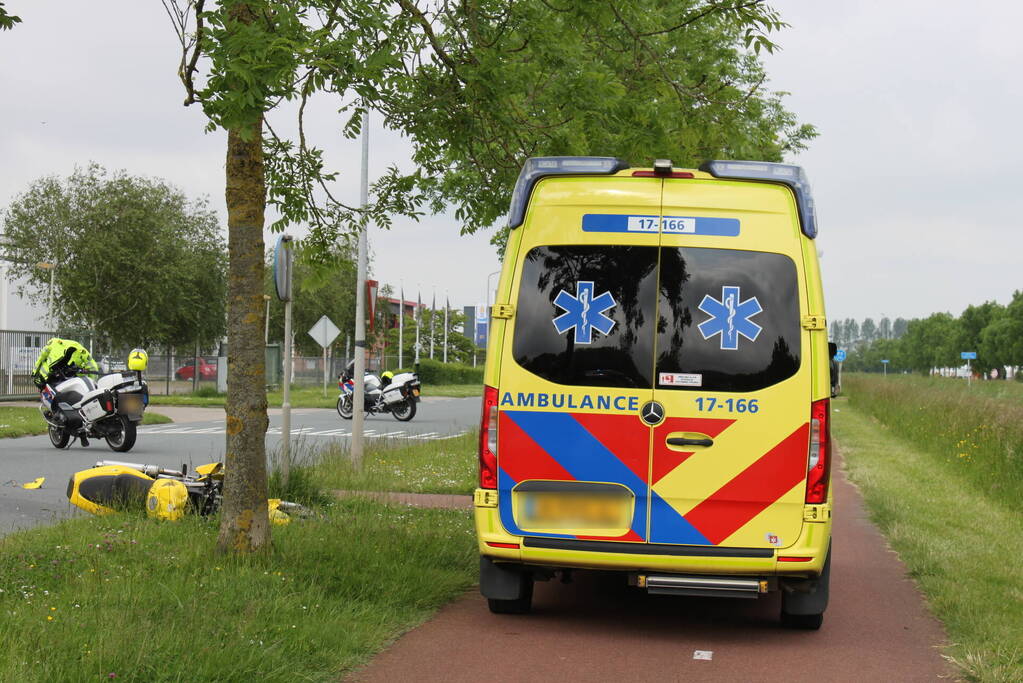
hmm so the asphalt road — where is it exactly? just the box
[349,450,953,682]
[0,396,480,535]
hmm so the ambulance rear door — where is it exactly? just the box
[496,173,662,543]
[648,177,812,550]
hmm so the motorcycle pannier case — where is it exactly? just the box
[77,389,115,422]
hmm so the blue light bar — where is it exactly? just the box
[507,157,630,229]
[699,160,818,239]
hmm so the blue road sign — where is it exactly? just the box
[881,359,890,364]
[961,351,977,360]
[834,349,846,362]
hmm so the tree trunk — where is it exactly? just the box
[217,119,271,554]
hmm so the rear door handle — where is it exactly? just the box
[666,437,714,447]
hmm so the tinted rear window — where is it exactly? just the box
[512,245,658,389]
[513,245,801,392]
[655,247,801,392]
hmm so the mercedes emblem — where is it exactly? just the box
[640,400,665,426]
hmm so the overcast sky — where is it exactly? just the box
[2,1,1020,325]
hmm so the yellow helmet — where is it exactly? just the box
[268,499,291,525]
[127,348,149,371]
[381,371,394,380]
[146,479,189,521]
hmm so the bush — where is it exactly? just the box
[400,358,483,385]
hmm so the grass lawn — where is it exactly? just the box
[835,388,1023,680]
[150,383,483,408]
[0,500,476,682]
[0,407,172,439]
[286,430,478,496]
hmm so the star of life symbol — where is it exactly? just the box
[697,285,763,350]
[552,281,616,344]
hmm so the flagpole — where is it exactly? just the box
[430,288,436,360]
[414,287,421,369]
[443,292,449,363]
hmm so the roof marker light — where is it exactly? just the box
[699,160,819,239]
[653,159,673,176]
[507,156,630,229]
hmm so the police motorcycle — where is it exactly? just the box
[66,459,309,523]
[336,361,421,422]
[39,348,150,452]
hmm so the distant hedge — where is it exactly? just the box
[401,359,483,384]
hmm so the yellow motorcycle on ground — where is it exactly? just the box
[66,460,309,524]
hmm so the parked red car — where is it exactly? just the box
[174,358,218,381]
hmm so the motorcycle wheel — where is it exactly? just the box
[48,425,70,449]
[337,395,354,420]
[391,399,416,422]
[106,415,137,452]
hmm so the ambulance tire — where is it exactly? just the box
[487,580,533,615]
[481,557,534,614]
[780,545,830,630]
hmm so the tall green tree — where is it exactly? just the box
[162,0,813,553]
[955,301,1003,376]
[980,292,1023,373]
[900,313,957,374]
[1,165,226,349]
[892,317,909,338]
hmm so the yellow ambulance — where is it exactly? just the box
[475,157,832,629]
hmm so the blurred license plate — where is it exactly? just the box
[120,394,143,413]
[521,493,629,530]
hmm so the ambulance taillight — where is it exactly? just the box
[479,385,499,489]
[805,398,831,503]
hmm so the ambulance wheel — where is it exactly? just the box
[487,578,533,615]
[391,398,416,422]
[781,545,830,630]
[48,425,70,449]
[106,416,137,452]
[337,395,354,420]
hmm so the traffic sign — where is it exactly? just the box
[273,235,293,302]
[881,359,890,364]
[834,349,846,362]
[961,351,977,360]
[308,315,340,349]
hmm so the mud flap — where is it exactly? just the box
[480,556,530,600]
[781,544,831,615]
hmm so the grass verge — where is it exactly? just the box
[0,501,476,682]
[0,407,172,439]
[843,373,1023,511]
[835,397,1023,680]
[150,384,483,408]
[308,430,478,495]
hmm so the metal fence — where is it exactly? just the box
[0,329,284,400]
[0,328,467,400]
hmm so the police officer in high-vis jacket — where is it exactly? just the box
[32,337,99,389]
